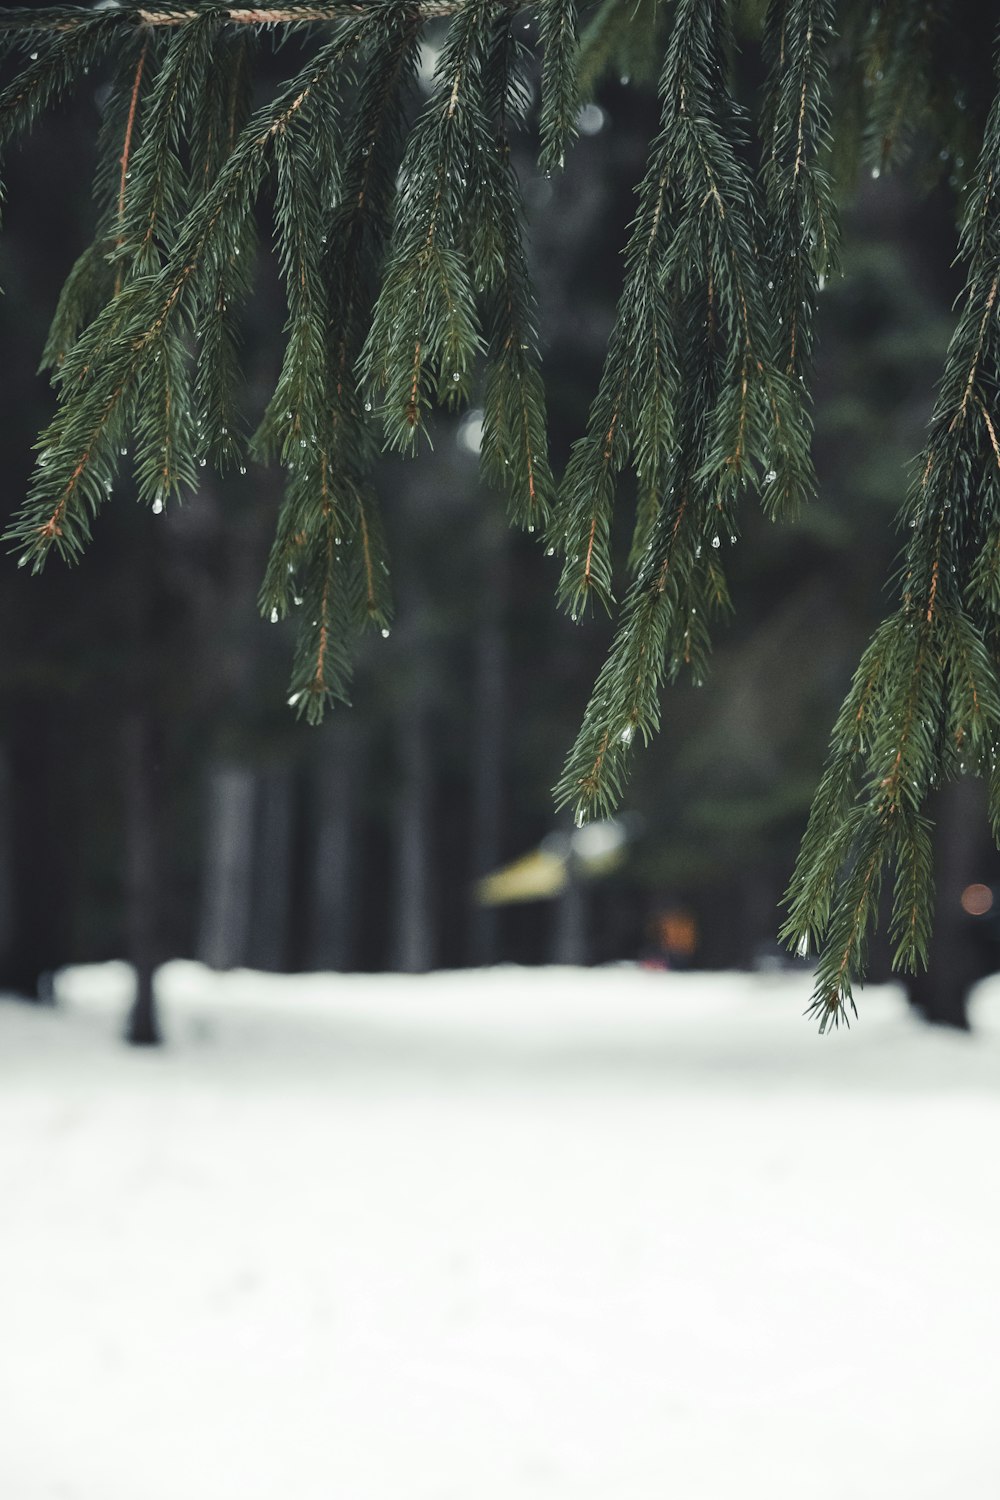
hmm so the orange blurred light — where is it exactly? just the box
[961,883,994,916]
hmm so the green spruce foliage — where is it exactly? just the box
[1,1,999,1022]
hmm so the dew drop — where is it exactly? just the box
[871,165,881,179]
[199,458,207,468]
[730,534,737,544]
[695,544,702,558]
[120,446,128,457]
[545,546,555,556]
[796,934,810,959]
[381,627,391,639]
[239,465,247,475]
[527,524,535,534]
[152,496,164,515]
[764,469,777,484]
[17,555,29,569]
[29,51,38,61]
[452,371,461,383]
[335,535,342,547]
[270,608,279,624]
[620,725,635,746]
[574,808,585,828]
[287,691,302,707]
[711,536,721,549]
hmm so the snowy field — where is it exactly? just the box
[2,961,1000,1500]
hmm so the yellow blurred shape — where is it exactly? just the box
[476,849,568,906]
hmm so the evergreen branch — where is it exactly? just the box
[117,15,221,274]
[0,3,478,38]
[5,14,380,570]
[191,31,258,466]
[0,15,119,148]
[474,14,553,529]
[538,0,577,174]
[360,0,494,447]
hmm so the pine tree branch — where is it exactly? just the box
[0,2,477,37]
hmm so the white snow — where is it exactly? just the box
[3,961,1000,1499]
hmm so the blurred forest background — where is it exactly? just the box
[0,10,993,1024]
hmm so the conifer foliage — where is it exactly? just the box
[0,1,999,1022]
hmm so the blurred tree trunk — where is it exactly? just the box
[197,764,257,970]
[249,770,295,971]
[905,778,986,1031]
[393,699,434,973]
[122,710,161,1046]
[553,849,588,965]
[309,726,360,971]
[468,527,508,966]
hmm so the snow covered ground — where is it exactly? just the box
[2,961,1000,1500]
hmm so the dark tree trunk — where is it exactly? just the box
[0,703,75,1000]
[197,763,257,971]
[468,528,508,966]
[249,770,295,972]
[905,778,987,1031]
[393,699,435,973]
[122,710,162,1046]
[309,726,360,971]
[553,850,588,966]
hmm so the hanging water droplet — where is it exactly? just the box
[293,594,303,606]
[287,691,302,707]
[239,465,247,475]
[17,555,29,569]
[364,401,372,413]
[452,371,461,382]
[199,458,207,467]
[695,544,702,558]
[527,524,535,534]
[730,534,737,545]
[334,535,342,547]
[299,438,307,449]
[120,446,128,457]
[220,424,228,435]
[270,608,279,624]
[620,725,635,746]
[545,545,555,556]
[764,469,777,484]
[796,934,810,959]
[766,280,774,290]
[29,51,38,61]
[871,165,881,179]
[152,496,164,515]
[381,627,391,639]
[818,272,826,291]
[103,479,113,496]
[711,536,721,549]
